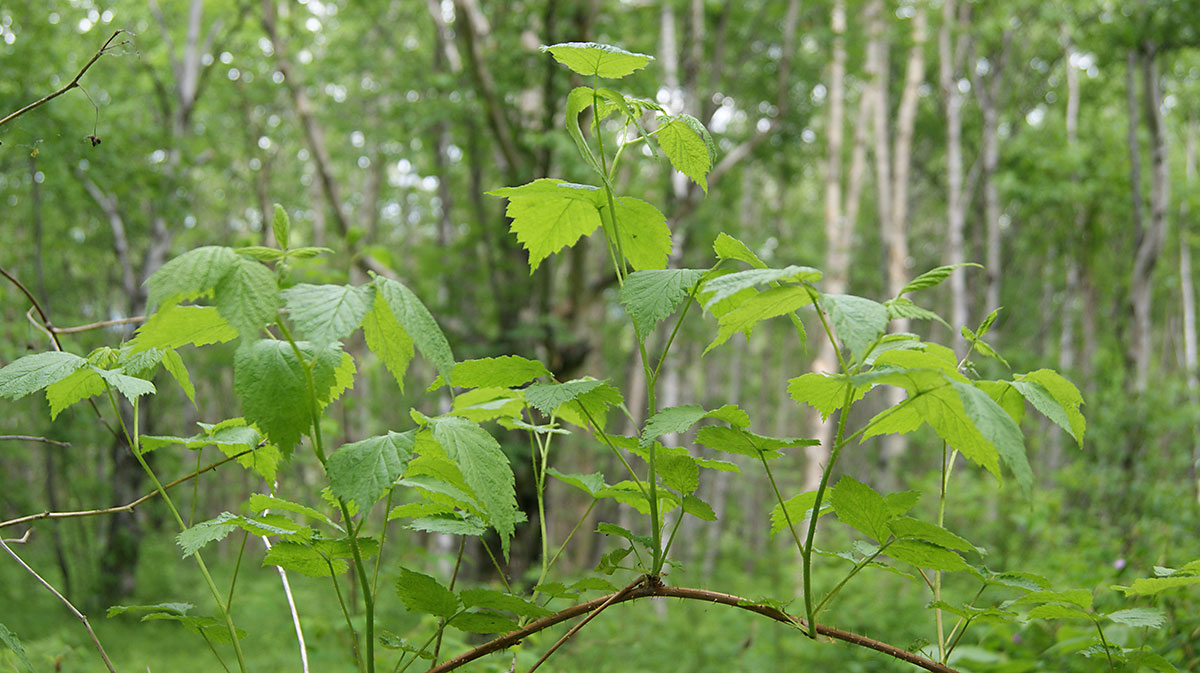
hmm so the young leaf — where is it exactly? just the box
[545,467,606,497]
[281,283,373,348]
[897,263,980,297]
[272,203,290,249]
[213,255,279,337]
[820,293,889,362]
[953,381,1032,498]
[128,304,238,352]
[619,268,704,340]
[1015,369,1085,443]
[682,493,717,520]
[706,285,812,353]
[326,430,416,510]
[0,351,87,400]
[640,405,708,446]
[888,517,976,553]
[396,567,459,619]
[886,540,970,572]
[460,589,552,619]
[235,246,285,262]
[362,288,415,393]
[713,233,767,269]
[787,372,869,421]
[246,494,338,530]
[541,42,653,79]
[829,476,893,542]
[702,266,821,308]
[233,340,350,453]
[885,297,949,328]
[769,491,832,536]
[658,454,699,493]
[1013,589,1094,609]
[429,416,518,558]
[441,355,551,390]
[695,426,815,458]
[406,514,488,537]
[1111,576,1200,597]
[177,512,240,557]
[655,114,714,192]
[94,368,156,403]
[1027,604,1093,621]
[262,541,347,577]
[604,195,671,271]
[488,179,603,272]
[44,367,106,419]
[145,245,238,310]
[159,349,195,403]
[524,378,610,416]
[0,623,36,673]
[1105,608,1166,629]
[373,277,455,387]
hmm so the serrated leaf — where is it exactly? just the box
[541,42,653,78]
[658,454,699,493]
[0,623,36,673]
[374,277,454,386]
[159,349,195,403]
[94,367,156,403]
[702,266,821,308]
[176,512,240,557]
[641,405,708,446]
[128,304,238,352]
[264,541,347,577]
[620,269,704,340]
[489,179,603,273]
[713,233,767,269]
[362,289,415,393]
[1016,369,1085,444]
[429,416,518,559]
[145,246,238,310]
[769,491,833,535]
[954,381,1032,498]
[1028,603,1093,621]
[706,286,812,353]
[524,378,609,416]
[44,366,106,419]
[656,114,713,192]
[1111,576,1200,596]
[235,246,285,261]
[460,589,551,618]
[898,263,980,296]
[695,425,815,458]
[272,203,290,248]
[829,476,893,542]
[282,284,373,348]
[1105,607,1166,629]
[682,493,716,520]
[886,297,950,327]
[214,255,279,337]
[0,351,87,400]
[327,430,416,510]
[233,340,350,453]
[448,612,517,634]
[545,467,605,497]
[604,195,671,271]
[396,567,459,619]
[887,539,970,572]
[787,372,868,421]
[1014,589,1093,609]
[821,293,889,362]
[246,494,337,529]
[406,514,488,536]
[443,355,551,390]
[888,517,975,552]
[286,246,332,259]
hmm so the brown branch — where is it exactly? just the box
[0,448,253,530]
[51,316,147,334]
[0,30,130,129]
[1,537,118,672]
[0,435,71,447]
[527,577,646,673]
[427,582,959,673]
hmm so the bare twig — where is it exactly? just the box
[51,315,147,334]
[526,576,646,673]
[0,435,71,447]
[425,583,960,673]
[0,30,130,128]
[0,537,118,673]
[0,448,253,530]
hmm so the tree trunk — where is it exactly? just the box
[939,0,970,341]
[1180,114,1197,503]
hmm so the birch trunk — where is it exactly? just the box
[1180,115,1199,504]
[939,0,970,342]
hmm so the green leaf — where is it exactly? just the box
[282,284,373,348]
[620,269,704,340]
[954,381,1032,498]
[656,114,714,192]
[0,351,87,400]
[362,288,415,393]
[94,367,156,403]
[129,304,239,352]
[246,494,338,529]
[695,426,815,458]
[235,246,285,261]
[829,476,893,542]
[272,203,290,248]
[604,195,671,271]
[442,355,551,390]
[159,349,195,403]
[263,541,347,577]
[1015,369,1085,443]
[885,297,949,327]
[541,42,653,78]
[658,454,699,493]
[176,512,240,557]
[821,293,889,362]
[460,589,551,618]
[373,277,455,386]
[886,539,970,572]
[888,517,975,552]
[396,567,459,619]
[327,430,416,510]
[378,632,433,659]
[214,255,279,337]
[488,179,603,273]
[1027,604,1093,621]
[787,372,868,421]
[429,416,518,558]
[682,493,716,520]
[145,246,238,310]
[0,623,36,673]
[524,378,609,416]
[286,246,332,259]
[406,514,488,536]
[1112,576,1200,596]
[561,88,604,174]
[447,612,517,634]
[44,366,106,419]
[898,263,980,296]
[545,467,605,497]
[1106,607,1166,629]
[233,340,351,453]
[1014,589,1094,609]
[706,286,812,354]
[641,405,708,446]
[702,266,821,308]
[769,491,832,536]
[713,233,767,269]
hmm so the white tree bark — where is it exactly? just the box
[939,0,971,343]
[1180,115,1197,503]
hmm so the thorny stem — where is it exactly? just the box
[0,537,118,673]
[757,448,807,556]
[813,540,893,618]
[526,577,646,673]
[326,557,364,670]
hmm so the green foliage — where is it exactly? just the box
[326,430,415,510]
[541,42,653,79]
[396,567,458,619]
[0,623,35,673]
[426,416,519,558]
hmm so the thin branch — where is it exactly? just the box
[0,435,71,447]
[0,30,130,128]
[0,448,253,530]
[0,537,118,673]
[526,577,645,673]
[425,583,960,673]
[51,315,147,334]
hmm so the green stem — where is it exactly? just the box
[813,539,893,618]
[107,391,248,673]
[431,538,467,665]
[544,500,595,576]
[651,279,703,385]
[576,407,648,500]
[326,557,364,671]
[479,538,513,594]
[226,530,250,612]
[373,488,395,597]
[944,583,987,658]
[189,446,203,525]
[1094,618,1117,672]
[758,450,807,556]
[394,629,441,673]
[935,444,958,662]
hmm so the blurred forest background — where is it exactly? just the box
[2,0,1199,671]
